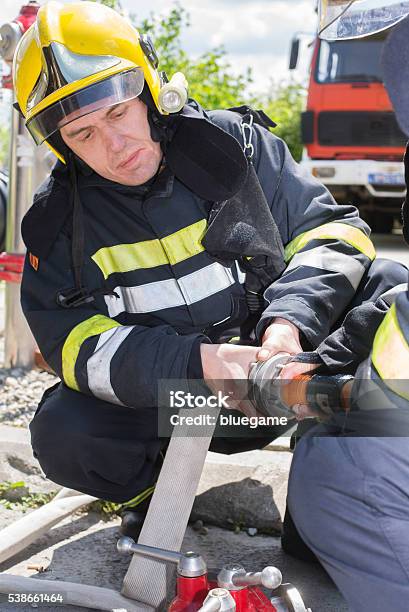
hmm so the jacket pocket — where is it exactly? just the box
[203,294,249,341]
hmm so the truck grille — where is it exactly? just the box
[318,112,406,148]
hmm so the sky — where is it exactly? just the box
[0,0,317,124]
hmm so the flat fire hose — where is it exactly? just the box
[121,406,220,609]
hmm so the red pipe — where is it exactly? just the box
[0,252,24,283]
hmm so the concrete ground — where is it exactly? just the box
[1,233,408,611]
[0,426,346,612]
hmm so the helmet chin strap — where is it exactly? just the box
[55,148,120,308]
[67,150,86,292]
[138,83,177,147]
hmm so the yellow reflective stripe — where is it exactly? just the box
[121,485,156,509]
[228,336,241,344]
[92,219,207,279]
[284,222,376,263]
[372,303,409,400]
[62,315,121,391]
[161,219,207,266]
[92,239,168,280]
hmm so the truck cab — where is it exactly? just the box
[292,30,407,232]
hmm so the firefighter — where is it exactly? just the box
[14,0,405,540]
[284,5,409,611]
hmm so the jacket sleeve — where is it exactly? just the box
[351,284,409,414]
[315,283,408,373]
[21,230,209,409]
[251,126,376,347]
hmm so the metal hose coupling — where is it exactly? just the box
[249,353,354,419]
[248,353,296,419]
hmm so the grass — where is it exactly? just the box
[0,481,125,519]
[88,499,122,519]
[0,481,54,512]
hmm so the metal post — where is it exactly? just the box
[0,1,47,368]
[3,104,52,368]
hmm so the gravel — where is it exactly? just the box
[0,336,57,428]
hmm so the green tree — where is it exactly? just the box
[260,82,305,162]
[93,0,119,9]
[0,125,10,169]
[135,5,253,110]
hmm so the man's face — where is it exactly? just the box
[60,98,163,186]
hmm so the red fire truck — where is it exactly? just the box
[290,28,407,232]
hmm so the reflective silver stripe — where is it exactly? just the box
[106,278,185,318]
[178,262,235,304]
[87,326,133,405]
[285,245,365,290]
[353,356,401,412]
[105,262,236,317]
[380,283,408,306]
[235,260,246,284]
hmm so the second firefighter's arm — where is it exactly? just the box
[315,282,408,373]
[352,286,409,410]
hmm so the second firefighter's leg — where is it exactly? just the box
[288,435,409,612]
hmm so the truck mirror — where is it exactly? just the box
[289,38,300,70]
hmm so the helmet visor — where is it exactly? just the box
[319,0,409,40]
[26,68,145,145]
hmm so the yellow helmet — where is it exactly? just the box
[13,1,185,162]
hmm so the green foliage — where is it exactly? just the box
[93,0,119,9]
[0,481,54,512]
[259,82,305,162]
[0,480,121,517]
[0,124,10,169]
[134,5,253,110]
[89,499,122,519]
[0,480,25,494]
